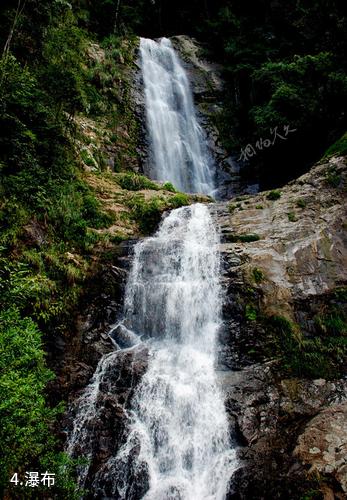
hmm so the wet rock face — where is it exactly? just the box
[67,345,149,499]
[50,240,137,400]
[52,237,152,498]
[131,53,151,173]
[57,155,346,498]
[169,35,243,198]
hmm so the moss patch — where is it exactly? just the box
[323,131,347,159]
[265,308,347,379]
[228,233,261,243]
[267,190,281,200]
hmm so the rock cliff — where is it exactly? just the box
[211,155,347,499]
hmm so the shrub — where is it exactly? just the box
[267,190,281,200]
[228,203,236,213]
[169,193,190,208]
[127,195,165,234]
[80,149,96,167]
[252,267,265,283]
[255,204,263,209]
[334,286,347,301]
[323,131,347,159]
[267,313,347,379]
[296,199,306,208]
[325,167,341,187]
[245,304,257,321]
[0,309,58,490]
[0,311,82,499]
[115,172,159,191]
[287,212,297,222]
[314,309,347,336]
[162,182,177,192]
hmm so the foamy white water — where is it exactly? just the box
[66,350,121,487]
[114,204,237,499]
[140,38,215,195]
[67,204,237,498]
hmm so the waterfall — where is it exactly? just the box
[113,204,237,499]
[140,38,215,195]
[67,204,237,499]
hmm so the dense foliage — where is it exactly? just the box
[0,2,115,496]
[86,0,347,187]
[199,1,347,187]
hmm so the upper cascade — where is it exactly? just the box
[140,37,215,195]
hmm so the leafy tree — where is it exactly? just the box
[0,309,58,494]
[251,52,347,135]
[41,8,88,116]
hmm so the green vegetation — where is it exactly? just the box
[228,233,261,243]
[299,489,323,500]
[334,286,347,301]
[267,310,347,379]
[0,2,139,494]
[196,3,347,187]
[255,204,263,209]
[314,308,347,337]
[0,0,346,496]
[287,212,297,222]
[296,199,307,209]
[245,304,257,321]
[127,192,190,234]
[115,172,159,191]
[0,309,81,499]
[0,309,56,488]
[323,131,347,159]
[162,182,177,193]
[228,203,236,214]
[267,190,281,201]
[127,195,165,233]
[325,167,341,188]
[170,193,190,208]
[252,267,265,283]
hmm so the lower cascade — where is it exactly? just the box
[67,204,237,499]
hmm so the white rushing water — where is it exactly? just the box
[114,204,237,499]
[67,204,237,498]
[140,38,215,195]
[66,351,119,485]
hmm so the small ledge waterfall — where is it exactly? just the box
[140,37,215,195]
